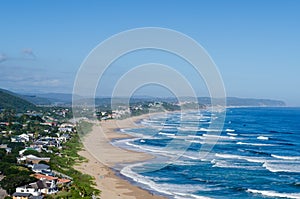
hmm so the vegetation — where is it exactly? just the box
[46,133,100,198]
[76,121,93,137]
[0,89,37,112]
[0,164,36,195]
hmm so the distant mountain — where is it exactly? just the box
[0,88,37,112]
[226,97,285,107]
[73,96,286,107]
[196,97,286,107]
[7,89,286,108]
[19,93,84,105]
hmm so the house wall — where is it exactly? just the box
[12,196,29,199]
[15,187,39,196]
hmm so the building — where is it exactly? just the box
[15,179,58,196]
[12,192,32,199]
[17,155,50,164]
[32,164,51,173]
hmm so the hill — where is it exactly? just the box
[0,89,37,112]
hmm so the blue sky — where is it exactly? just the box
[0,1,299,105]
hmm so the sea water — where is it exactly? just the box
[113,107,300,199]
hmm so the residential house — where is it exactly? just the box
[15,179,58,196]
[17,155,50,164]
[33,173,71,185]
[11,133,30,143]
[32,164,51,173]
[12,192,32,199]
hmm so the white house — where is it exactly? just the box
[15,179,58,196]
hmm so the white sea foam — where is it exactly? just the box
[120,128,130,133]
[257,136,269,140]
[187,135,203,139]
[121,163,214,199]
[227,132,238,136]
[202,134,236,140]
[215,153,241,159]
[271,154,300,160]
[189,140,204,144]
[215,153,266,163]
[178,127,221,132]
[178,126,200,131]
[158,132,176,136]
[212,160,259,170]
[121,163,173,196]
[225,128,235,132]
[236,142,274,146]
[263,162,300,173]
[247,189,300,199]
[173,192,213,199]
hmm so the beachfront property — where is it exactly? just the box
[58,122,74,132]
[14,179,58,196]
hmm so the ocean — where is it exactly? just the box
[113,107,300,199]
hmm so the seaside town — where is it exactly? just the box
[0,90,185,199]
[0,105,101,199]
[0,87,287,199]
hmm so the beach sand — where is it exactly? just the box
[74,114,167,199]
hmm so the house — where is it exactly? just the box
[32,164,51,173]
[12,192,32,199]
[17,155,50,164]
[12,192,44,199]
[11,134,30,143]
[57,133,70,142]
[33,173,71,185]
[58,127,73,133]
[34,137,60,148]
[15,179,58,196]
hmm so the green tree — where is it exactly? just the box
[23,149,41,157]
[0,174,36,195]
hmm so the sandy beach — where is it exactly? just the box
[74,114,167,199]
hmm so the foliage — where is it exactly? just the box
[1,154,17,164]
[0,89,37,113]
[0,174,36,195]
[23,149,41,157]
[0,148,6,159]
[76,121,93,136]
[47,133,100,198]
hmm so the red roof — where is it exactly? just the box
[58,178,71,183]
[33,173,57,180]
[33,173,71,183]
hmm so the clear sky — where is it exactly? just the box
[0,1,299,105]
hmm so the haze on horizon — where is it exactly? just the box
[0,1,299,106]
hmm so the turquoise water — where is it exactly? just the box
[114,108,300,199]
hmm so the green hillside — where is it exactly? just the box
[0,89,37,112]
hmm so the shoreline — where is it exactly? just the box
[74,113,167,199]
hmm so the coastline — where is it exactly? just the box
[74,114,167,199]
